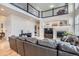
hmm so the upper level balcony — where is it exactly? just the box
[10,3,68,18]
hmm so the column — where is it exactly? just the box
[39,20,45,39]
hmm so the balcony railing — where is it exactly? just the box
[10,3,68,18]
[11,3,40,17]
[41,4,68,18]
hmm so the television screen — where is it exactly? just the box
[57,31,65,38]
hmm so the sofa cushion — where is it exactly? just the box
[75,46,79,54]
[25,37,38,44]
[61,36,68,41]
[59,41,79,55]
[18,37,26,41]
[38,39,57,49]
[62,35,79,45]
[9,35,18,40]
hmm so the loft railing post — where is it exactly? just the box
[65,3,68,14]
[52,8,54,16]
[66,4,68,14]
[38,11,40,18]
[41,11,43,18]
[65,3,68,5]
[27,3,29,12]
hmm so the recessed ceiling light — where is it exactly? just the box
[50,5,54,8]
[0,8,5,11]
[37,7,41,11]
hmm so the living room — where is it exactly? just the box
[0,3,79,56]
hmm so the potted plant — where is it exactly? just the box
[64,32,73,36]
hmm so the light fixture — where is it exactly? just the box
[37,7,41,11]
[50,5,54,8]
[0,8,5,11]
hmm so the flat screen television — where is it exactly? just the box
[57,31,65,38]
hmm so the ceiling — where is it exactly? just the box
[0,4,40,21]
[0,5,11,16]
[30,3,66,11]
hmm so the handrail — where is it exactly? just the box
[41,4,68,18]
[10,3,68,18]
[10,3,40,18]
[27,3,40,17]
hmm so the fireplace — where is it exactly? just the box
[57,31,65,38]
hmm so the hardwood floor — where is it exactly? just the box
[0,39,20,56]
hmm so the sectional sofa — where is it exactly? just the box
[9,36,79,56]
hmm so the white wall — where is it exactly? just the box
[75,3,79,36]
[6,14,36,38]
[0,16,6,32]
[1,4,40,20]
[1,3,79,40]
[40,20,71,39]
